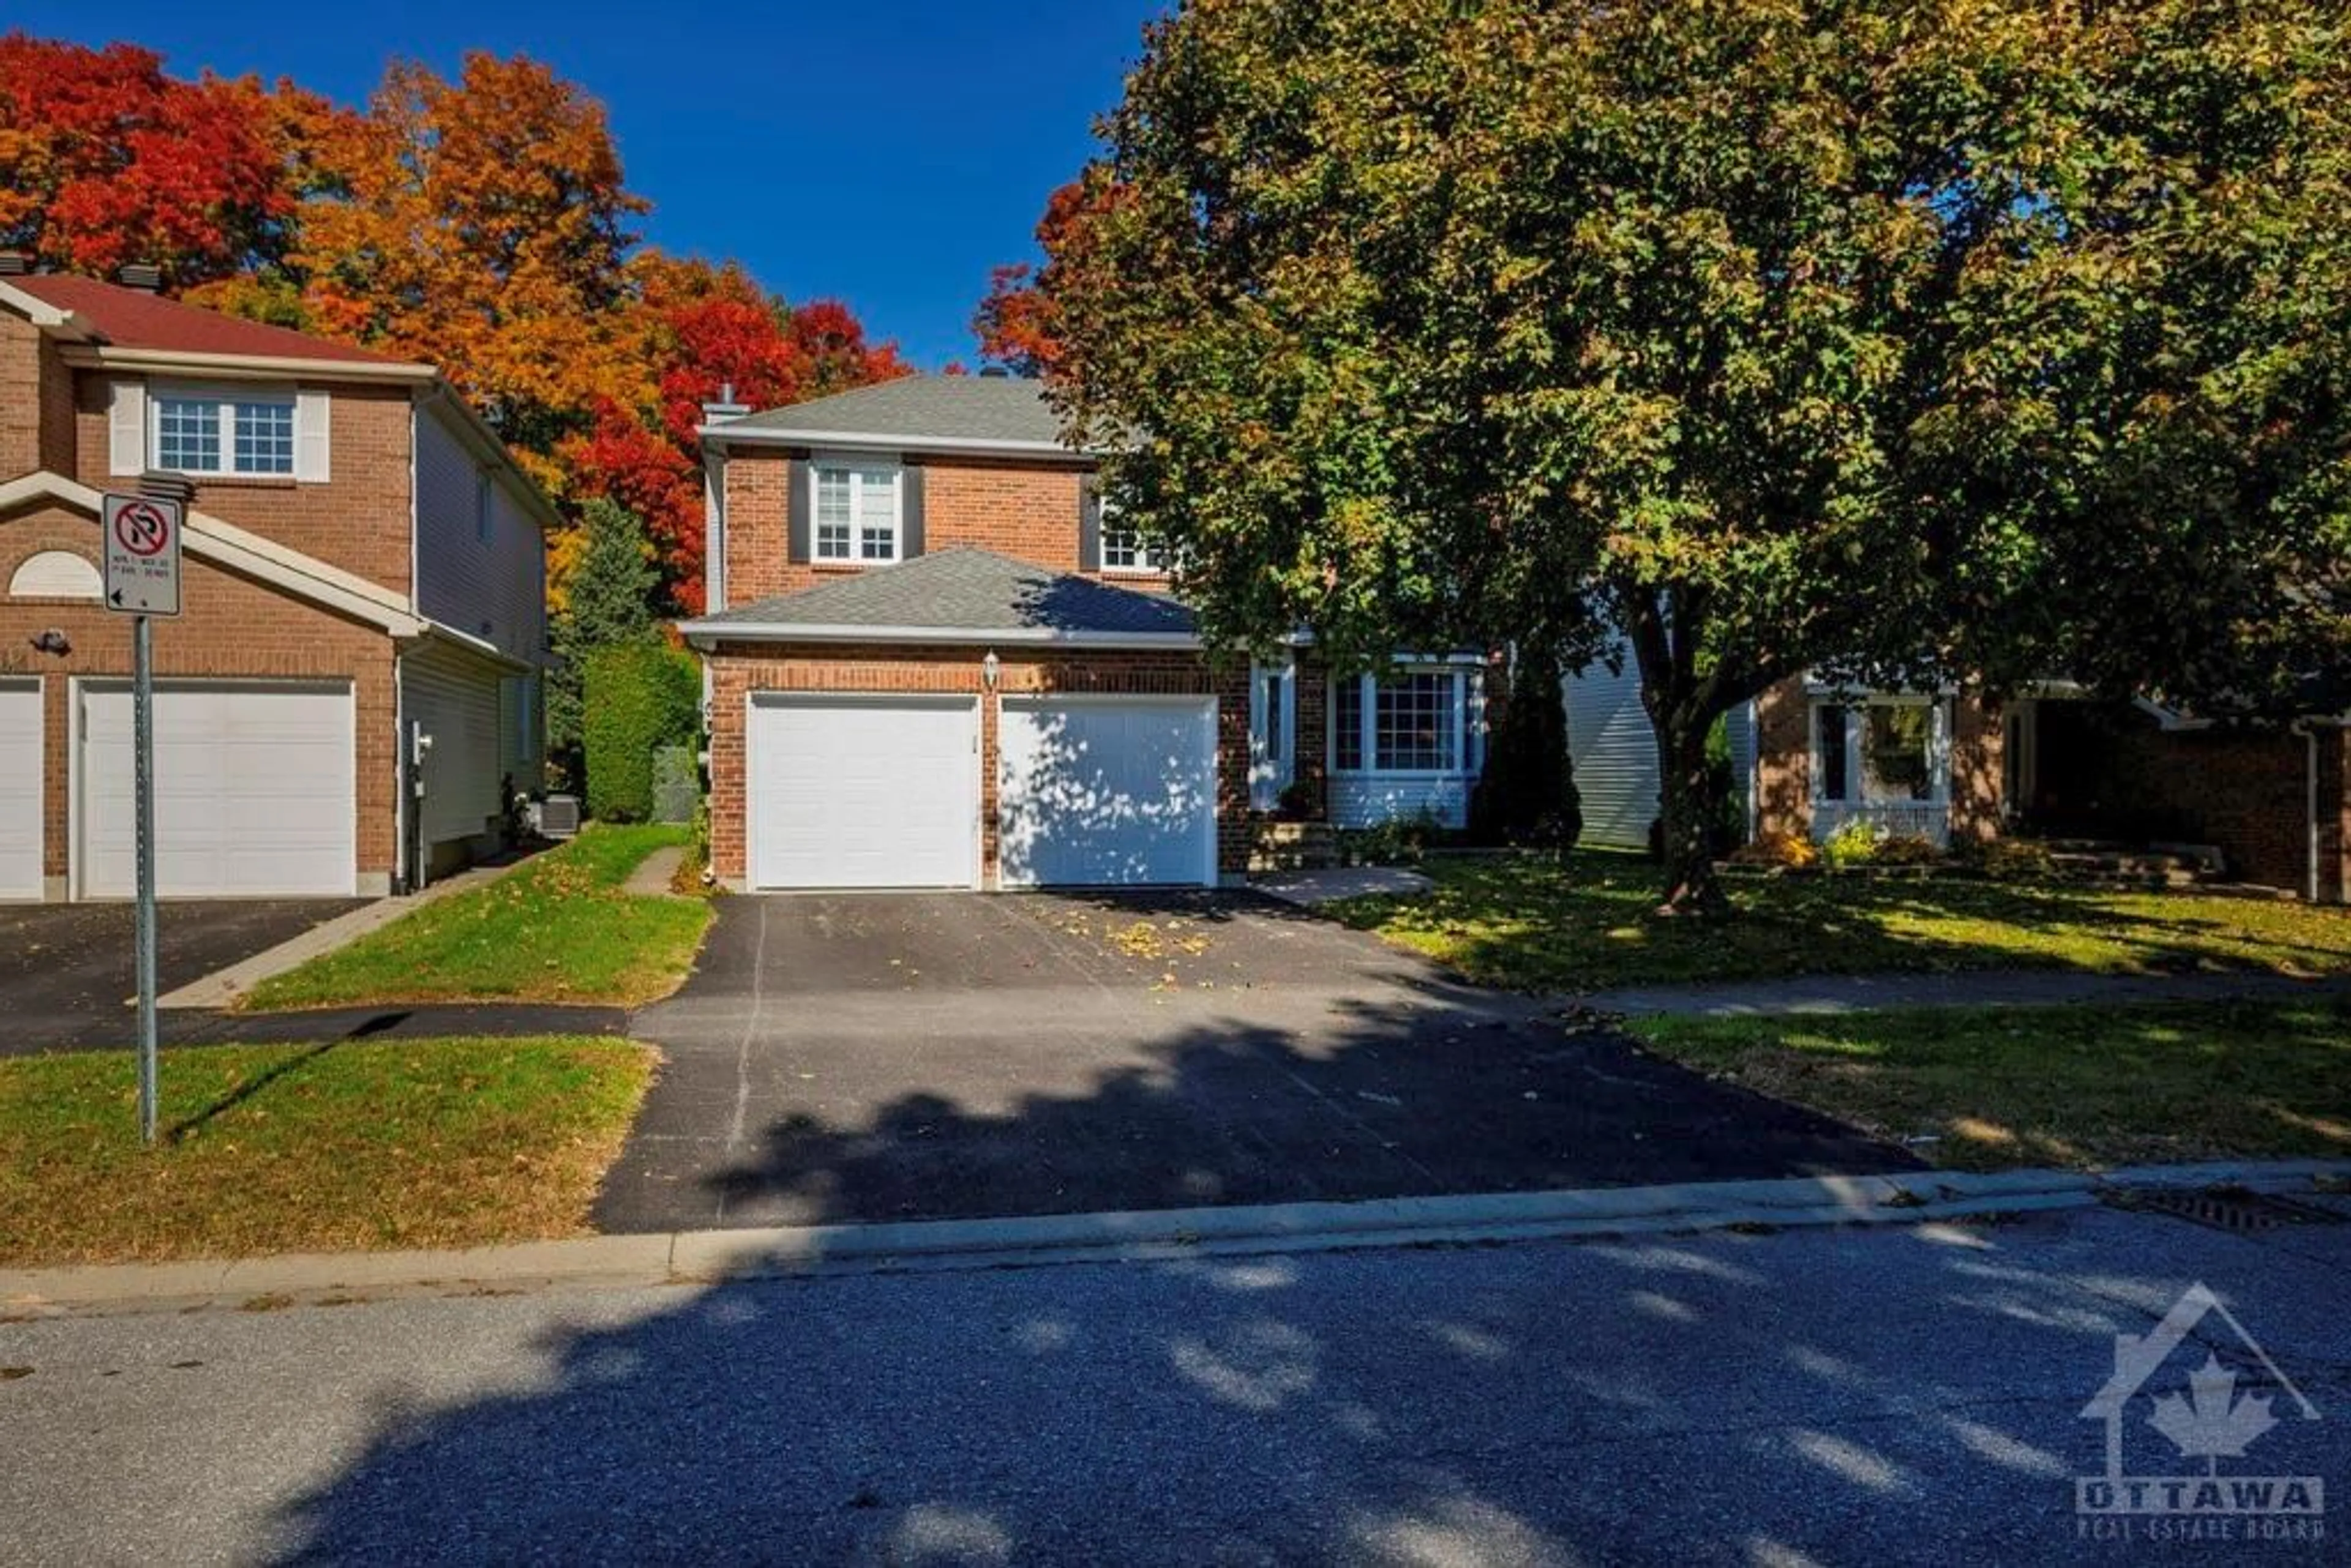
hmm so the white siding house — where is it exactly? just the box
[1563,640,1757,851]
[405,399,547,874]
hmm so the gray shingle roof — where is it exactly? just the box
[691,548,1196,640]
[717,375,1067,447]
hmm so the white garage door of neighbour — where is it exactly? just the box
[79,680,356,899]
[749,696,979,890]
[0,680,41,901]
[997,697,1217,888]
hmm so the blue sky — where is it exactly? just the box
[11,1,1162,369]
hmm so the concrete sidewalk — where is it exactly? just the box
[1588,967,2351,1018]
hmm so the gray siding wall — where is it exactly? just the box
[413,402,547,665]
[404,641,506,850]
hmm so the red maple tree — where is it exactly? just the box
[0,36,296,286]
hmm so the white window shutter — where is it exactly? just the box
[107,380,146,476]
[295,389,331,482]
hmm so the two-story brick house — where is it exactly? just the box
[0,268,549,901]
[681,375,1490,891]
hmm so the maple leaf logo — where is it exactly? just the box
[2148,1354,2278,1472]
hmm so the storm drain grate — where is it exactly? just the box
[2108,1187,2349,1233]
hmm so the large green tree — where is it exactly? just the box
[1037,0,2351,911]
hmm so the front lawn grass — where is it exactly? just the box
[1330,851,2351,993]
[243,824,710,1010]
[0,1035,655,1265]
[1628,999,2351,1171]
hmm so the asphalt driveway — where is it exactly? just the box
[597,891,1916,1232]
[0,898,367,1052]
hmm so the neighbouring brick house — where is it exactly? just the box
[681,375,1491,890]
[0,267,549,901]
[1749,675,2351,901]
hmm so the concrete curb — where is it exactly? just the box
[7,1160,2345,1316]
[158,861,514,1011]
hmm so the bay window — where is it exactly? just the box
[1332,669,1473,774]
[1810,695,1951,841]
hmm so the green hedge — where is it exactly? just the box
[582,643,700,823]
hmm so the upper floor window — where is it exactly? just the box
[813,460,901,563]
[1098,506,1165,574]
[153,390,296,478]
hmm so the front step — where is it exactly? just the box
[1249,819,1337,874]
[2043,840,2228,889]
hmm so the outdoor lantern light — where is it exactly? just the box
[28,629,69,656]
[982,650,1001,689]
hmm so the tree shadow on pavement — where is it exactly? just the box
[703,1000,1921,1228]
[260,1202,2350,1565]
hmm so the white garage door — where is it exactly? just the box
[79,680,356,899]
[0,680,41,901]
[749,695,979,890]
[998,696,1217,888]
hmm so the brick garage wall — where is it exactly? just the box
[717,449,1171,608]
[703,641,1248,886]
[0,504,397,893]
[2070,716,2314,891]
[75,373,415,596]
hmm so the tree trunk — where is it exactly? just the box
[1653,706,1730,917]
[1621,584,1738,917]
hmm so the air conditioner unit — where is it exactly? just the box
[536,794,582,839]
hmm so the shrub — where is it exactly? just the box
[1820,819,1881,869]
[1343,807,1446,866]
[1872,833,1944,867]
[1728,831,1818,869]
[1275,777,1321,821]
[1469,643,1581,849]
[1958,836,2058,882]
[583,643,700,822]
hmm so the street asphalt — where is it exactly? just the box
[4,1198,2344,1564]
[596,892,1916,1233]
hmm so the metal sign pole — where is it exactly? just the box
[134,612,158,1146]
[106,477,183,1149]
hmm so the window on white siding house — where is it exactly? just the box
[152,391,296,477]
[475,471,493,544]
[1099,506,1166,574]
[813,462,901,563]
[1332,670,1468,774]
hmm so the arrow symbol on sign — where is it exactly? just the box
[109,588,123,606]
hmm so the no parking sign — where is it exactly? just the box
[102,491,182,617]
